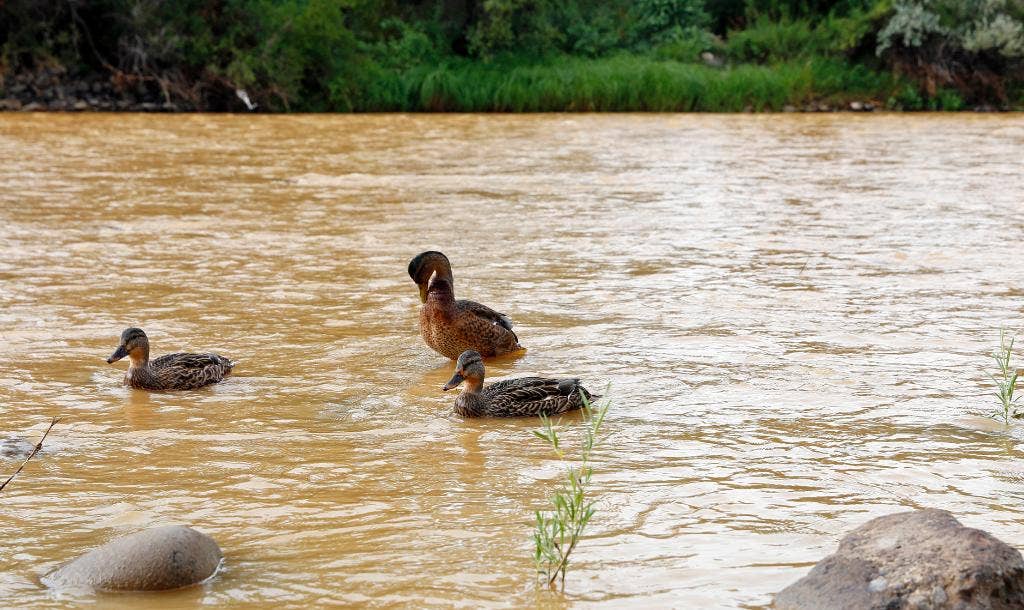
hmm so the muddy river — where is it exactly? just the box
[0,113,1022,608]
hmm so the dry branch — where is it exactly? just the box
[0,416,61,493]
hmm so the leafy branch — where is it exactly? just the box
[990,329,1021,424]
[532,392,610,589]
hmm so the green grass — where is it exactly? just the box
[532,392,610,588]
[357,54,902,112]
[990,330,1022,424]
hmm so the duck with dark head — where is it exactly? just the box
[442,350,595,417]
[408,251,523,360]
[106,327,234,391]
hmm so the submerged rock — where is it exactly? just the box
[43,525,222,591]
[775,508,1024,610]
[0,436,35,459]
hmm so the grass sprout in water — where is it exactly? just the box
[532,392,609,588]
[990,329,1021,424]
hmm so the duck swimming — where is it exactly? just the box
[106,327,234,391]
[408,251,523,360]
[442,350,595,417]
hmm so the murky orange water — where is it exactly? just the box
[0,113,1022,608]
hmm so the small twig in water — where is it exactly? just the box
[0,416,61,493]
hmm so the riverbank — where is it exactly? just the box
[0,56,1011,113]
[3,2,1021,114]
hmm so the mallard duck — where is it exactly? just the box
[408,251,523,360]
[106,327,233,390]
[442,350,595,417]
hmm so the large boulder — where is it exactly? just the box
[42,525,222,591]
[775,509,1024,610]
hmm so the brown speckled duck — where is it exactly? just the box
[106,327,233,390]
[442,350,595,417]
[408,251,523,360]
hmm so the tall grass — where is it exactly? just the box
[990,329,1021,424]
[359,55,899,112]
[532,393,610,588]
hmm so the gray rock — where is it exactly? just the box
[22,102,43,111]
[700,51,724,67]
[775,509,1024,610]
[849,101,864,111]
[73,100,89,111]
[0,436,35,459]
[0,98,23,111]
[42,525,222,592]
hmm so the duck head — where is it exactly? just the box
[107,327,150,365]
[408,251,453,303]
[443,350,485,392]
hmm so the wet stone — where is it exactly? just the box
[1,436,35,459]
[775,509,1024,610]
[42,525,223,592]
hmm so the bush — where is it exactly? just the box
[877,0,1024,103]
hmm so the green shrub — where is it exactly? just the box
[877,0,1024,102]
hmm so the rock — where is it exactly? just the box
[139,102,159,111]
[73,100,89,111]
[783,105,797,112]
[0,436,35,459]
[700,51,724,67]
[0,98,23,111]
[849,101,863,111]
[775,509,1024,610]
[22,102,43,112]
[42,525,222,591]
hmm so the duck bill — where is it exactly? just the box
[418,283,428,303]
[442,372,465,391]
[107,345,128,364]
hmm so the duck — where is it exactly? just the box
[408,251,523,360]
[442,350,595,417]
[106,327,234,390]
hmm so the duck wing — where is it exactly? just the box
[484,377,588,417]
[152,352,234,390]
[456,299,515,331]
[449,299,522,356]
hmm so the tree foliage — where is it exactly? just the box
[1,0,1021,109]
[877,0,1024,101]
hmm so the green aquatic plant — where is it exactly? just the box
[990,329,1021,424]
[532,392,609,588]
